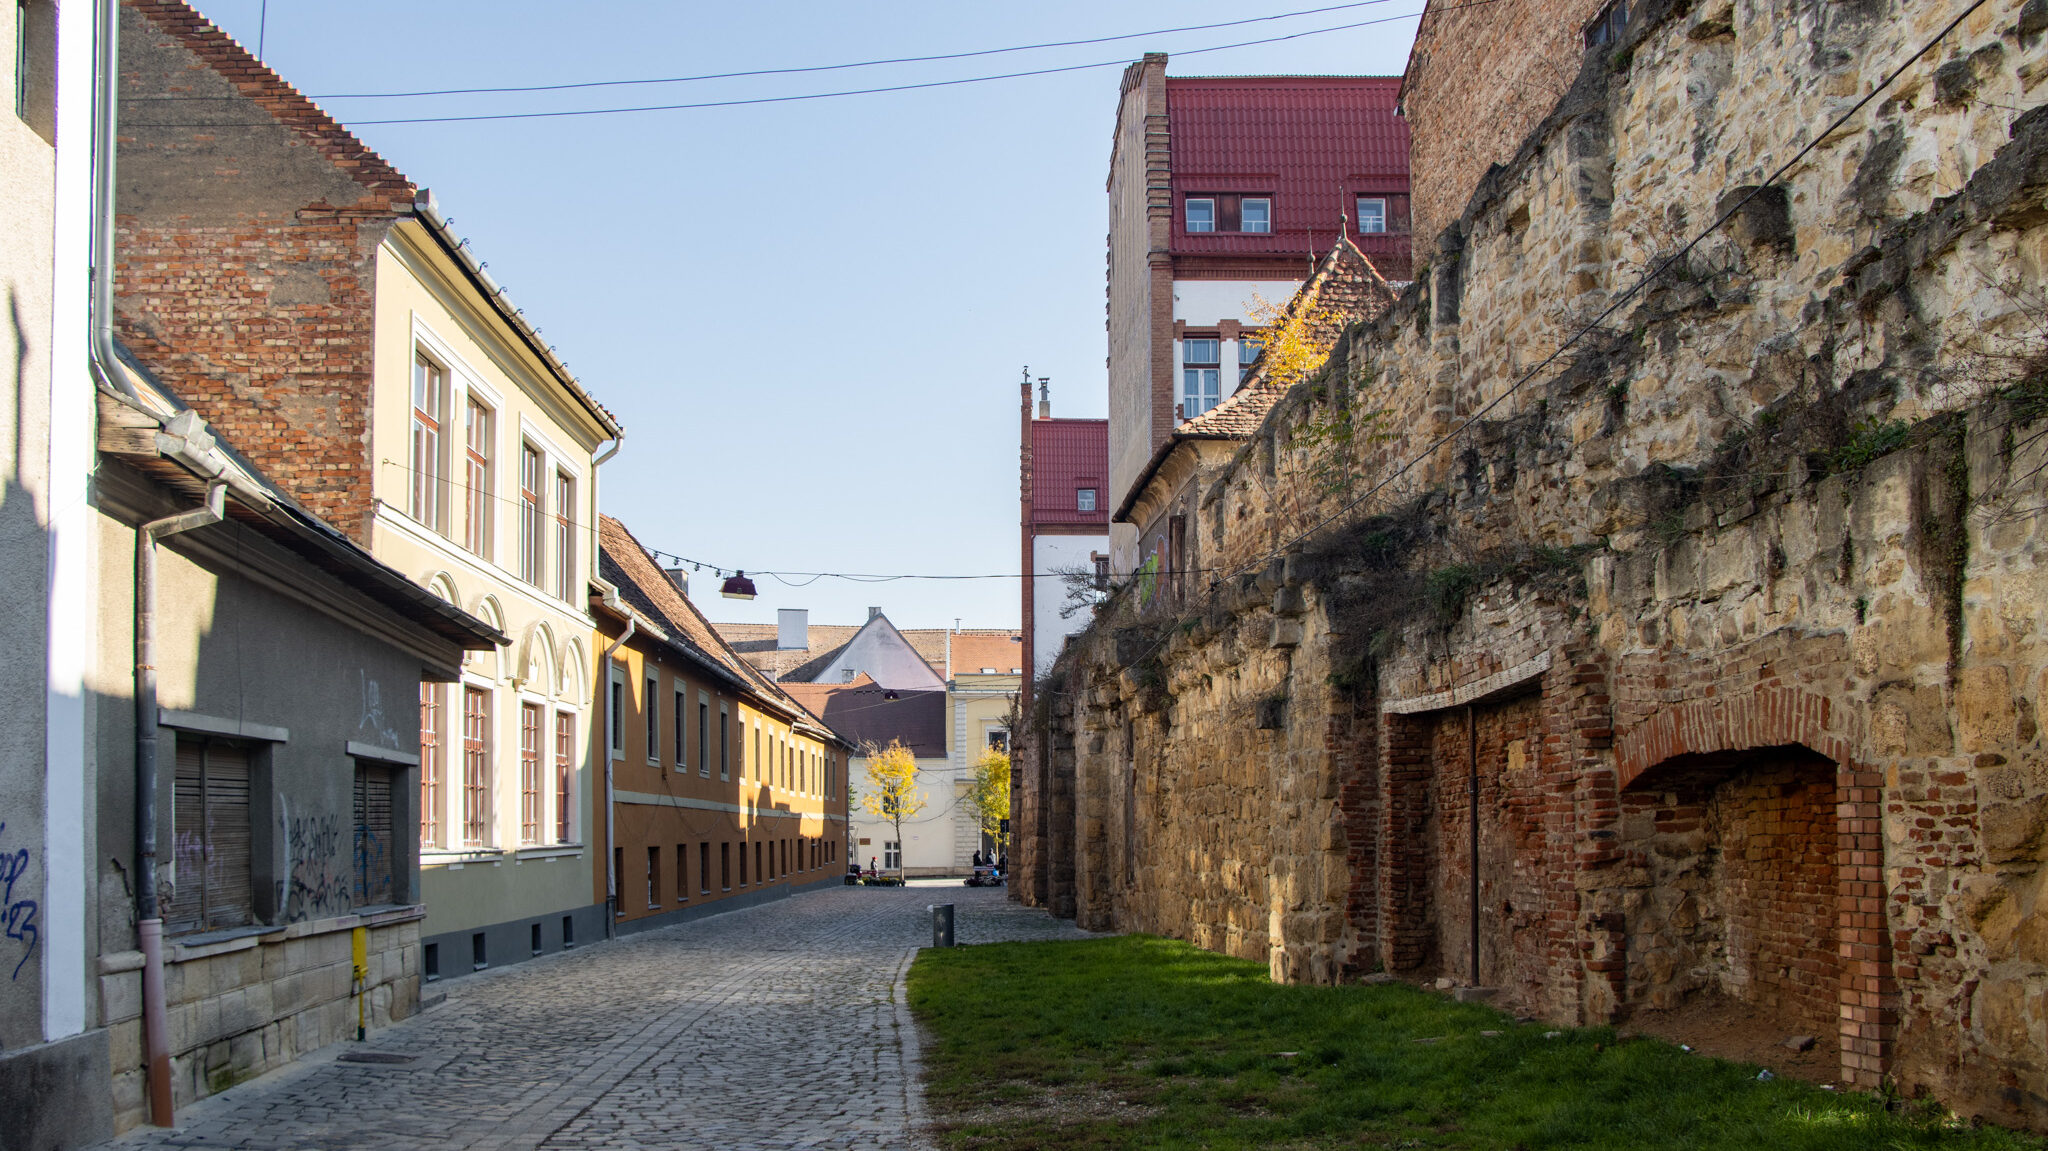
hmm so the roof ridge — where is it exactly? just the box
[129,0,413,197]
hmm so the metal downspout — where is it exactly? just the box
[600,616,635,939]
[88,0,136,403]
[135,480,225,1126]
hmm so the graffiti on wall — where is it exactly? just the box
[358,670,401,750]
[0,822,39,981]
[280,795,347,921]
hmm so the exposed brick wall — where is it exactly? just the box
[113,0,413,541]
[1398,0,1608,260]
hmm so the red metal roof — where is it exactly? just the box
[1165,76,1411,273]
[1030,418,1110,528]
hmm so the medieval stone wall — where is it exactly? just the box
[1029,0,2048,1125]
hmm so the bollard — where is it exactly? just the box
[931,903,955,948]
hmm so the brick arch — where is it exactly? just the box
[1613,686,1852,793]
[1611,684,1892,1089]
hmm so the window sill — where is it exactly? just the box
[167,905,425,960]
[424,847,505,865]
[514,844,583,860]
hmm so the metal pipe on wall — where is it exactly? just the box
[135,480,225,1125]
[598,615,636,939]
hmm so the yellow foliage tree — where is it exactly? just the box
[1242,290,1351,394]
[860,739,926,876]
[966,747,1012,859]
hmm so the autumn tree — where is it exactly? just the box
[860,739,926,877]
[965,747,1012,860]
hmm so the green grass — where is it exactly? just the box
[908,935,2040,1150]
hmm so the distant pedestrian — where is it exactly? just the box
[998,852,1007,871]
[972,850,984,868]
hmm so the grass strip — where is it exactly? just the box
[908,934,2042,1150]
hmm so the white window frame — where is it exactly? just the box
[608,661,627,761]
[1241,197,1271,233]
[1356,197,1388,234]
[1184,197,1215,233]
[1181,338,1222,419]
[645,670,661,767]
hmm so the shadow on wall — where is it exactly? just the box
[1,285,52,1036]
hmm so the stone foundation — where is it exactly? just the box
[99,908,421,1132]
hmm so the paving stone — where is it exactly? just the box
[96,885,1098,1151]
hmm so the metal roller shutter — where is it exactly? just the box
[168,738,253,934]
[353,764,396,908]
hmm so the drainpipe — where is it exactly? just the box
[135,478,225,1126]
[87,0,137,404]
[599,612,635,940]
[1467,705,1480,988]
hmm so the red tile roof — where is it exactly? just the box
[598,516,840,739]
[1165,75,1411,271]
[1030,418,1110,528]
[949,634,1026,677]
[1115,236,1398,524]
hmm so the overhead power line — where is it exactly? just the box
[311,1,1406,100]
[334,10,1437,126]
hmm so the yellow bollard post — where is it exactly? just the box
[352,926,369,1042]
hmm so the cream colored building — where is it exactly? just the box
[371,201,623,976]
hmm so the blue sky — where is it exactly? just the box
[191,2,1420,631]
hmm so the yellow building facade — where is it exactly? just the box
[370,202,623,976]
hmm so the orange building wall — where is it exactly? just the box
[593,628,848,928]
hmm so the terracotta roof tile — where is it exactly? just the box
[598,516,837,738]
[1115,236,1398,522]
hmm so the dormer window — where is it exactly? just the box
[1077,488,1097,512]
[1185,194,1271,234]
[1356,197,1387,234]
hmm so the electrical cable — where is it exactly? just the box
[1200,0,1995,598]
[342,10,1435,126]
[122,7,1459,128]
[307,1,1407,100]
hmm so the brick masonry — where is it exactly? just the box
[112,0,414,542]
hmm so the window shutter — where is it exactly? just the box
[171,738,254,934]
[204,744,254,929]
[167,742,206,934]
[354,764,396,907]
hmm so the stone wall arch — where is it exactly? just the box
[1613,686,1891,1088]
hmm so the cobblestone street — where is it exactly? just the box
[97,885,1095,1151]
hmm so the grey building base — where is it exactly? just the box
[0,1029,113,1151]
[421,902,607,985]
[614,873,845,938]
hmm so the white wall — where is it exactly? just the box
[1171,279,1303,326]
[1032,535,1107,678]
[848,755,961,873]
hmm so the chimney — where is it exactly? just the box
[777,608,808,650]
[662,566,690,598]
[867,606,882,621]
[1037,378,1051,419]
